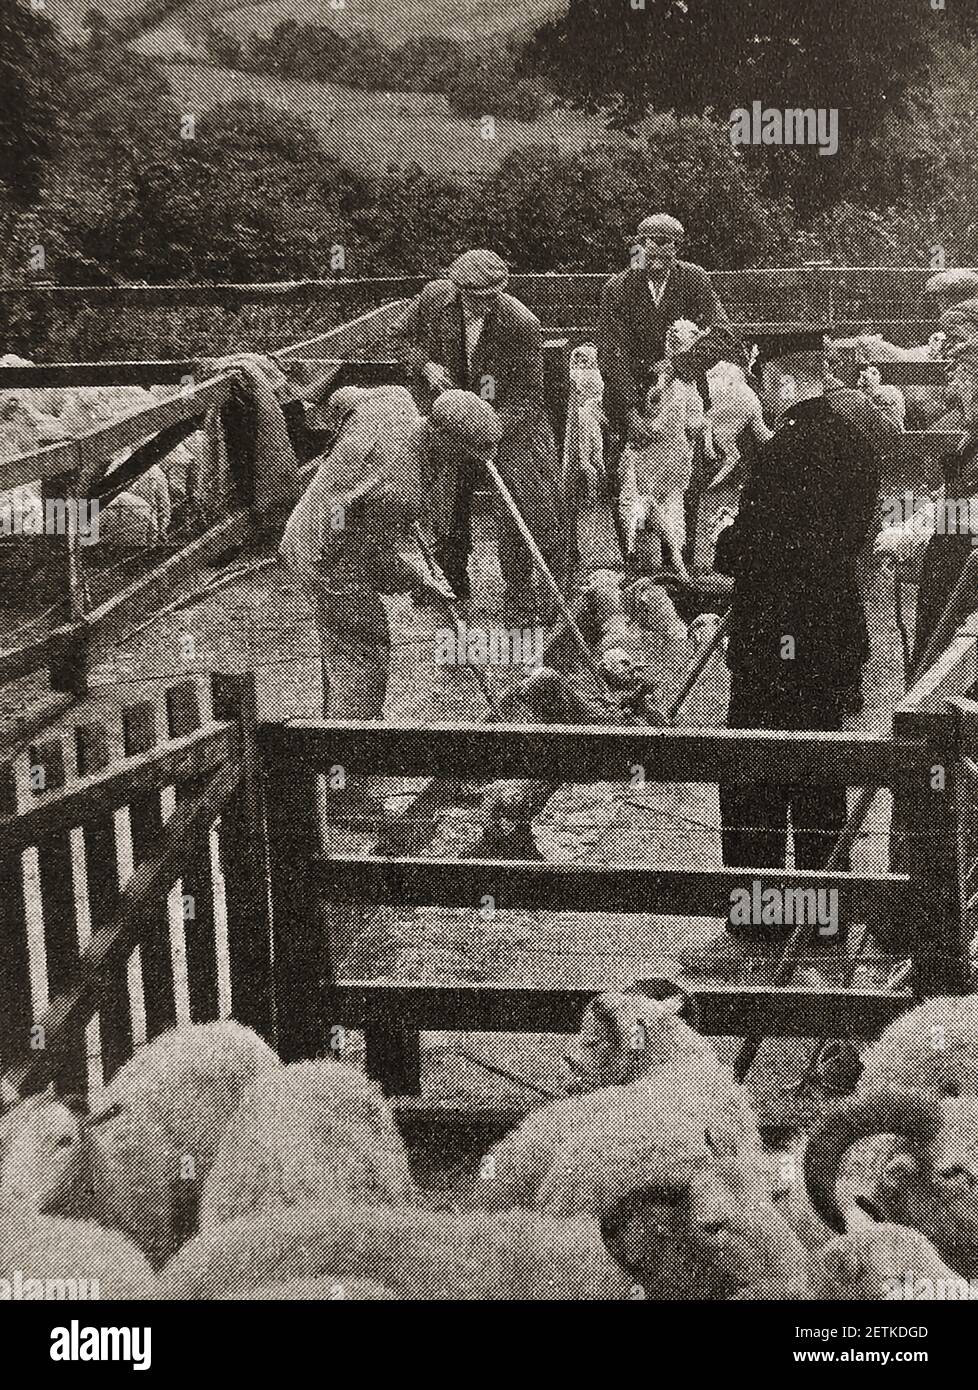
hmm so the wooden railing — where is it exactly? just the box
[254,710,965,1095]
[0,672,273,1100]
[1,639,976,1110]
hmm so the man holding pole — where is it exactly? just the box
[393,248,566,617]
[280,385,502,719]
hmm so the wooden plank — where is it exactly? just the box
[165,681,219,1025]
[329,981,912,1040]
[76,375,235,493]
[0,765,31,1072]
[0,759,240,1099]
[260,721,923,786]
[0,439,78,493]
[0,362,199,388]
[314,855,910,920]
[276,300,411,361]
[28,737,86,1090]
[261,759,326,1063]
[0,722,237,857]
[75,720,131,1080]
[893,706,971,994]
[210,673,275,1042]
[122,701,175,1040]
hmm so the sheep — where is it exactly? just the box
[468,1055,807,1298]
[694,360,771,574]
[197,1058,416,1229]
[564,343,605,506]
[0,1201,153,1300]
[156,1203,632,1300]
[803,1086,978,1278]
[858,994,978,1097]
[563,990,719,1093]
[70,1020,279,1268]
[0,1089,88,1215]
[812,1221,970,1300]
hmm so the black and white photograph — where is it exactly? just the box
[1,0,978,1347]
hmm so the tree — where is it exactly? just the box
[204,24,243,70]
[525,0,943,207]
[0,0,64,207]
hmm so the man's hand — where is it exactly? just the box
[422,361,453,392]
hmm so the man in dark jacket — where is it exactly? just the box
[910,344,978,673]
[714,343,885,938]
[597,214,731,440]
[392,248,565,613]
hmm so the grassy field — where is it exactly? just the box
[160,61,627,178]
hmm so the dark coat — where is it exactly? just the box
[715,394,881,698]
[392,279,565,576]
[597,262,730,426]
[393,278,547,423]
[911,434,978,673]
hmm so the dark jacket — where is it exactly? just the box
[715,394,880,697]
[597,261,730,426]
[392,278,546,424]
[911,434,978,673]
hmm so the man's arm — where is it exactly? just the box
[390,284,455,392]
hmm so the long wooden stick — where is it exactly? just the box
[667,609,731,722]
[482,458,610,692]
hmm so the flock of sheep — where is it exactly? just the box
[0,357,202,547]
[2,990,978,1300]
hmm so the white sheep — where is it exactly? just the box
[858,994,978,1097]
[157,1203,632,1300]
[468,1055,807,1297]
[0,1201,154,1300]
[0,1089,88,1215]
[77,1020,279,1268]
[197,1058,416,1229]
[563,991,719,1093]
[813,1221,970,1300]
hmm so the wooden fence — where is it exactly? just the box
[1,616,976,1113]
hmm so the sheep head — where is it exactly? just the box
[597,1127,807,1299]
[815,1221,968,1300]
[563,990,704,1093]
[0,1088,91,1215]
[804,1088,978,1279]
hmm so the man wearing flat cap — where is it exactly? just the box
[393,247,566,615]
[597,214,732,446]
[280,385,502,719]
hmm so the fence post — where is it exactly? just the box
[45,459,90,696]
[0,763,32,1076]
[364,1013,422,1098]
[543,337,571,460]
[210,672,276,1043]
[893,704,971,996]
[261,754,327,1063]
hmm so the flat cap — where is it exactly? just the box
[925,268,978,303]
[633,214,685,241]
[446,248,509,291]
[430,389,503,456]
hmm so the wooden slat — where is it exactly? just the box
[76,374,235,493]
[328,981,912,1040]
[260,721,924,786]
[165,681,219,1024]
[0,439,78,493]
[0,722,238,857]
[1,759,240,1099]
[262,759,326,1063]
[28,737,86,1090]
[75,720,131,1080]
[0,362,199,388]
[210,673,275,1041]
[314,854,910,921]
[275,299,411,359]
[122,701,175,1039]
[0,764,31,1071]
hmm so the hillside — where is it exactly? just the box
[125,0,564,59]
[161,62,629,178]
